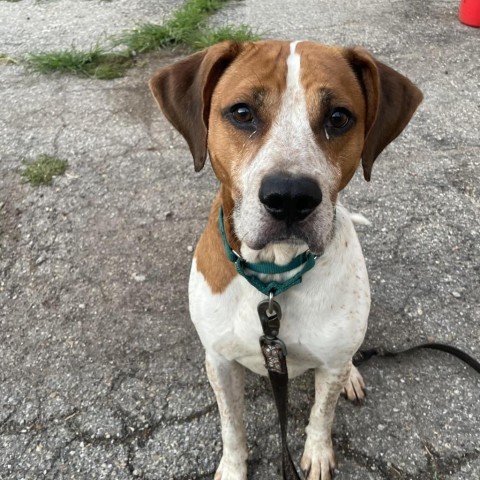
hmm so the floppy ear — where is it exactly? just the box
[344,48,423,181]
[149,42,242,172]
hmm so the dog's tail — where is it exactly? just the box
[349,212,371,226]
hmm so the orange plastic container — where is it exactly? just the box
[459,0,480,27]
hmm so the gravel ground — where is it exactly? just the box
[0,0,478,479]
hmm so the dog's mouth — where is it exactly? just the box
[242,220,328,255]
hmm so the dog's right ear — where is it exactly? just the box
[149,42,242,172]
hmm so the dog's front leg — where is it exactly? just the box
[206,352,247,480]
[300,363,351,480]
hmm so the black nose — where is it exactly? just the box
[259,174,322,224]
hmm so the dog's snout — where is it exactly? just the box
[259,174,322,223]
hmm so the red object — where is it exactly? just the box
[459,0,480,27]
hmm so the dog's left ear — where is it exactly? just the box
[149,41,242,172]
[343,48,423,181]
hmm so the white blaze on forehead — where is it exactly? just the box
[265,39,323,174]
[287,41,301,89]
[239,39,317,184]
[283,40,310,144]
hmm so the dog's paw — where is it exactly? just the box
[300,441,336,480]
[342,365,366,404]
[214,455,247,480]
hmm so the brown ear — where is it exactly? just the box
[344,48,423,181]
[149,42,242,172]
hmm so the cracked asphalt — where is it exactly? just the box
[0,0,479,479]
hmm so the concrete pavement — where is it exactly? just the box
[0,0,479,478]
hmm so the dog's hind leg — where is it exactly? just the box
[300,363,351,480]
[205,352,247,480]
[342,364,366,404]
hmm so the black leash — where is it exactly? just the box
[354,342,480,373]
[258,297,302,480]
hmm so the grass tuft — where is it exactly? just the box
[114,24,174,53]
[115,0,257,52]
[21,154,68,187]
[26,0,262,79]
[28,46,134,80]
[192,25,261,49]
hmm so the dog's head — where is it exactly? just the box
[150,41,422,254]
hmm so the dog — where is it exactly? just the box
[149,40,422,480]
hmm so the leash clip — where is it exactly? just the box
[258,296,287,374]
[258,297,282,337]
[268,291,275,315]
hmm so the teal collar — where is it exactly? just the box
[218,206,317,297]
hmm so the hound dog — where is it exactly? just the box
[149,40,422,480]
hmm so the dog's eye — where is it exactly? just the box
[325,108,354,137]
[330,110,350,128]
[231,104,254,124]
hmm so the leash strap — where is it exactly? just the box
[354,342,480,373]
[258,299,302,480]
[269,368,302,480]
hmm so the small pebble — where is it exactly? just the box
[35,254,47,266]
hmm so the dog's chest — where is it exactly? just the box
[189,214,370,378]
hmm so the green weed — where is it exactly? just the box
[191,25,261,49]
[21,155,68,187]
[28,46,133,80]
[27,0,261,79]
[116,0,231,51]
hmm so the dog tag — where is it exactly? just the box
[257,299,282,337]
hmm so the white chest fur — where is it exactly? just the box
[189,206,370,378]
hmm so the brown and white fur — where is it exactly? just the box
[149,40,422,480]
